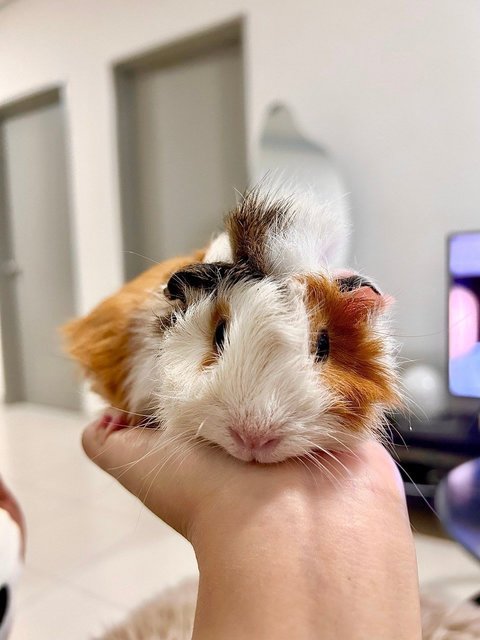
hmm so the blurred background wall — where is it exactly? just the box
[0,0,479,408]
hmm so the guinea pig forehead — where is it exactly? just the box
[216,270,291,318]
[215,262,266,299]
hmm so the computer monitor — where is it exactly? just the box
[449,232,480,398]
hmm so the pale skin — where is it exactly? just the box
[82,418,422,640]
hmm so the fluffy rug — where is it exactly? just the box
[97,580,197,640]
[96,578,480,640]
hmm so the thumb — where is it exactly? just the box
[82,416,161,492]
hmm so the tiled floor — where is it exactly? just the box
[0,403,479,639]
[0,404,197,639]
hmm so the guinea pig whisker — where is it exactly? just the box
[300,437,353,474]
[110,430,189,478]
[375,426,401,458]
[147,431,192,459]
[150,427,207,460]
[308,450,351,484]
[320,432,364,458]
[171,440,204,478]
[318,447,353,478]
[393,460,440,520]
[140,461,166,507]
[293,456,320,488]
[125,250,160,266]
[107,404,158,421]
[138,436,197,499]
[303,451,343,489]
[383,421,408,451]
[141,434,212,500]
[397,390,429,424]
[196,419,207,437]
[129,418,165,451]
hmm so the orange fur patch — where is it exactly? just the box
[303,275,400,431]
[62,250,205,414]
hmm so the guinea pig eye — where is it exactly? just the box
[315,329,330,362]
[214,319,227,353]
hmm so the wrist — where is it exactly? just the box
[192,489,326,640]
[189,450,421,640]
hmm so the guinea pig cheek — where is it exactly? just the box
[155,300,221,426]
[306,276,398,438]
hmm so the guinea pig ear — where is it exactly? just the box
[225,185,349,276]
[203,232,233,263]
[335,273,393,319]
[164,262,232,303]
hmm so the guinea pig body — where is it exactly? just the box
[64,188,400,463]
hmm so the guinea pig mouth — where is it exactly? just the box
[228,428,283,463]
[230,448,283,464]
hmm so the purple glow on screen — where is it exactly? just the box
[449,286,479,358]
[449,232,480,398]
[450,233,480,276]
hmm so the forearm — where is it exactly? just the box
[192,468,421,639]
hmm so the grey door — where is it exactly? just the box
[118,36,247,279]
[0,94,80,410]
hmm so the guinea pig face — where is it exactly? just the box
[149,266,399,464]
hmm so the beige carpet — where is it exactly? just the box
[96,579,480,640]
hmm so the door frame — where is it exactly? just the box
[113,18,247,281]
[0,87,78,405]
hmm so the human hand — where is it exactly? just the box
[83,415,421,640]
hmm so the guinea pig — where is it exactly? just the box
[64,187,400,464]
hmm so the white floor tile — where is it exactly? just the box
[14,566,59,609]
[414,533,480,601]
[67,530,198,609]
[25,500,162,578]
[7,480,71,536]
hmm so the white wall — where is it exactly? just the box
[0,0,479,387]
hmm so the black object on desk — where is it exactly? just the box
[389,411,480,506]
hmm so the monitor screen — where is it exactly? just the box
[449,232,480,398]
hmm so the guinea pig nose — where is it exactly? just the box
[229,428,280,453]
[229,427,248,448]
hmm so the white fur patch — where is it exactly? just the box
[203,232,232,263]
[263,189,350,276]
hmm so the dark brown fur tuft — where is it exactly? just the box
[225,188,294,273]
